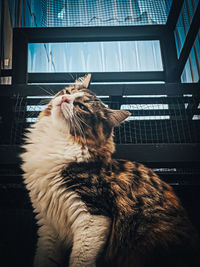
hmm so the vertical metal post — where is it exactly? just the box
[0,0,5,73]
[12,28,28,84]
[160,28,180,83]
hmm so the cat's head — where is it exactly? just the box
[38,74,130,159]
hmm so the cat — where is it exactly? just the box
[20,74,199,267]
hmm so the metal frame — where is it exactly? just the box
[1,144,200,165]
[0,0,197,85]
[176,1,200,78]
[8,1,199,85]
[166,0,184,31]
[12,25,175,84]
[0,83,199,97]
[28,71,165,84]
[0,0,199,171]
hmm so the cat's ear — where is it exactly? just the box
[75,74,91,90]
[107,109,131,127]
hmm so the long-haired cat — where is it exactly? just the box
[20,74,199,267]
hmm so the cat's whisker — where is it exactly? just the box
[65,109,76,139]
[68,73,75,80]
[47,86,55,96]
[64,108,78,143]
[38,99,50,105]
[73,116,85,137]
[37,85,53,96]
[75,123,87,144]
[72,115,86,144]
[74,114,92,129]
[71,117,77,143]
[74,120,85,142]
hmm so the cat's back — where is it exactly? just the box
[106,159,199,267]
[62,159,199,266]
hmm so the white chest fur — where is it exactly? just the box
[21,116,110,267]
[21,117,90,237]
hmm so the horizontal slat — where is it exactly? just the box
[0,144,199,165]
[114,144,200,163]
[25,96,196,105]
[23,109,200,118]
[0,83,199,97]
[15,120,200,130]
[13,25,166,43]
[28,72,165,84]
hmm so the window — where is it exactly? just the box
[28,40,163,73]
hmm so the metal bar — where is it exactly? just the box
[0,83,200,97]
[0,0,4,71]
[0,69,13,77]
[177,1,200,78]
[186,97,200,120]
[189,0,200,79]
[181,4,195,82]
[166,0,184,31]
[12,29,28,84]
[28,71,165,84]
[12,25,166,85]
[13,25,166,43]
[26,96,192,105]
[174,27,182,58]
[183,1,200,117]
[160,28,179,82]
[24,109,200,118]
[1,144,200,164]
[114,144,200,163]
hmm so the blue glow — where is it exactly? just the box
[21,0,172,27]
[28,40,163,73]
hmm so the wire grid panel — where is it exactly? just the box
[174,0,199,58]
[114,96,200,144]
[7,94,200,145]
[181,29,200,83]
[37,0,173,27]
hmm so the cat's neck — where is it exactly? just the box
[22,117,90,175]
[22,116,114,174]
[71,131,115,163]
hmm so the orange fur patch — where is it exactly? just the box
[164,190,181,209]
[38,105,52,120]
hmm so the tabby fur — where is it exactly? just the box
[20,74,199,267]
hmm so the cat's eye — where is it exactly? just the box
[74,102,88,111]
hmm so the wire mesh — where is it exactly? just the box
[174,0,199,58]
[181,29,200,83]
[6,93,200,145]
[29,0,173,27]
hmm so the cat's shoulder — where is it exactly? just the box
[111,158,154,176]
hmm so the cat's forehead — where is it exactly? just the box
[54,87,96,100]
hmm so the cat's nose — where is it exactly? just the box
[61,95,70,104]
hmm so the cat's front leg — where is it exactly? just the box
[69,214,110,267]
[34,223,64,267]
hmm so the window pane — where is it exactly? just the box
[28,40,163,73]
[174,0,199,57]
[181,30,200,83]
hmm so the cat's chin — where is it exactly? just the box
[51,105,71,134]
